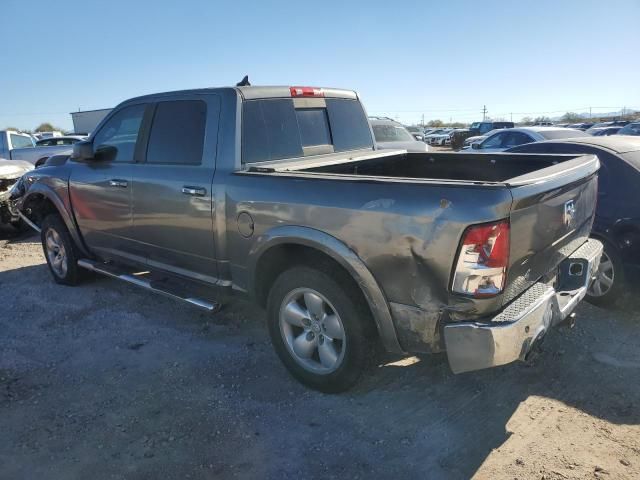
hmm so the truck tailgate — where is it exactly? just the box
[502,154,600,303]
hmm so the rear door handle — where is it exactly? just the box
[182,186,206,197]
[109,179,128,188]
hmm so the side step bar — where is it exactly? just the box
[77,259,221,312]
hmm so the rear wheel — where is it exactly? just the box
[41,214,82,286]
[267,266,374,393]
[586,240,625,307]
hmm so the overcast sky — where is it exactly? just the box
[1,0,638,130]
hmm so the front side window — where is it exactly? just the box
[11,134,35,149]
[502,132,534,148]
[481,132,506,148]
[93,104,146,162]
[146,100,207,165]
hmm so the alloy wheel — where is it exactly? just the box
[279,288,346,374]
[45,228,68,278]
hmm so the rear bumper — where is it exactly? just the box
[444,238,603,374]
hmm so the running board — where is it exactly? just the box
[77,259,221,312]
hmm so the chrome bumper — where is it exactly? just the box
[444,238,603,374]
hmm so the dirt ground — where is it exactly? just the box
[1,226,639,479]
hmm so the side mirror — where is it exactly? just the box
[71,140,94,161]
[415,135,424,141]
[471,142,480,150]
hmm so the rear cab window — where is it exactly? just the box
[241,96,373,163]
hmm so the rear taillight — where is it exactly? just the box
[290,86,324,98]
[452,220,510,298]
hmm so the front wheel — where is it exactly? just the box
[586,240,625,307]
[41,214,82,286]
[267,266,374,393]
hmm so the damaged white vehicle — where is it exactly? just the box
[0,159,34,228]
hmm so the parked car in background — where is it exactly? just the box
[567,122,595,131]
[462,128,507,149]
[449,128,470,150]
[617,122,640,136]
[457,121,515,148]
[468,121,514,136]
[405,125,425,142]
[33,131,63,140]
[0,130,78,166]
[424,128,452,145]
[370,118,429,152]
[590,121,629,129]
[0,158,33,228]
[0,130,35,158]
[12,83,601,392]
[588,126,623,136]
[35,135,87,147]
[507,136,640,306]
[469,127,588,153]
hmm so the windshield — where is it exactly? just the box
[372,124,415,142]
[540,129,589,139]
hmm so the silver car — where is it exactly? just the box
[370,119,429,152]
[469,127,589,153]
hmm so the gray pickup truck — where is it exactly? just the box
[12,84,603,392]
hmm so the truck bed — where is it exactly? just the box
[297,151,589,185]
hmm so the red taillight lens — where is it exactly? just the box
[290,86,324,98]
[452,220,510,298]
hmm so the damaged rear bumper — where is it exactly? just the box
[444,238,603,374]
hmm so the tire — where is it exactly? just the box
[41,214,83,286]
[586,239,625,307]
[266,266,375,393]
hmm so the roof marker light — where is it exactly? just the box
[290,87,324,98]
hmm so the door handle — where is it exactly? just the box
[109,179,128,188]
[182,186,206,197]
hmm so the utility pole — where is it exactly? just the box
[510,112,513,122]
[589,107,592,119]
[421,114,424,127]
[482,105,488,121]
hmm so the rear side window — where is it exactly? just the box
[242,97,373,163]
[146,100,207,165]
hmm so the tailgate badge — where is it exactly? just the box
[563,200,576,228]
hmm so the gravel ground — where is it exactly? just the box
[1,226,639,479]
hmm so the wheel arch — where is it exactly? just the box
[20,184,90,257]
[248,226,403,353]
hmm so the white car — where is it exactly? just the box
[468,127,589,153]
[424,128,452,145]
